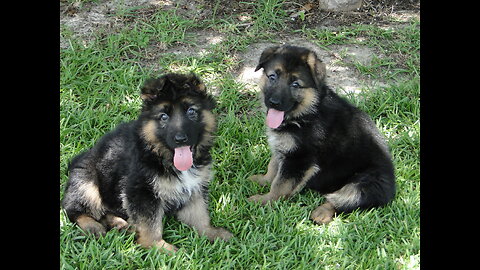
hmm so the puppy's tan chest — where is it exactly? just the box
[267,130,298,154]
[152,170,206,200]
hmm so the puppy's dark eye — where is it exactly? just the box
[267,73,277,82]
[291,81,300,88]
[187,107,197,118]
[159,113,169,121]
[187,107,196,115]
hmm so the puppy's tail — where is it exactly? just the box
[325,168,396,213]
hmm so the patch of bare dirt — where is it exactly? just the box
[234,39,385,95]
[60,0,210,49]
[60,0,419,94]
[61,0,419,48]
[201,0,419,29]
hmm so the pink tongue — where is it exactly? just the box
[173,146,193,171]
[266,109,284,128]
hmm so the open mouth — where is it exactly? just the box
[265,100,298,129]
[266,108,285,129]
[173,145,194,171]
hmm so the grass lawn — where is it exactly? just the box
[60,1,420,269]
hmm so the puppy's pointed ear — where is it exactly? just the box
[255,46,280,71]
[140,76,167,101]
[187,73,216,110]
[188,73,207,93]
[304,51,327,87]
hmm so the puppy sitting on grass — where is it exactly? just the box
[62,73,233,252]
[248,45,396,224]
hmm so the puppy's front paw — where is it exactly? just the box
[213,227,233,241]
[310,203,335,225]
[204,227,233,242]
[154,239,178,254]
[247,194,271,205]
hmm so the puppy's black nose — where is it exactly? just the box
[269,97,280,106]
[174,133,188,144]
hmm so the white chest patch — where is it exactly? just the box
[267,130,298,154]
[151,167,208,201]
[176,170,202,196]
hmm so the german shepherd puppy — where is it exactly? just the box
[62,73,232,252]
[248,45,396,224]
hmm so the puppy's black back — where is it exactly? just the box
[307,85,396,211]
[62,73,217,230]
[63,122,136,221]
[255,45,396,214]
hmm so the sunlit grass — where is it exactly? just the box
[60,1,419,269]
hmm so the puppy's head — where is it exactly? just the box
[255,45,326,128]
[139,73,216,171]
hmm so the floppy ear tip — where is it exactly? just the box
[140,76,167,101]
[306,51,318,65]
[256,46,280,71]
[197,82,206,92]
[188,73,208,92]
[140,93,155,101]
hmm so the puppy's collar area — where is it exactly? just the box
[270,120,302,131]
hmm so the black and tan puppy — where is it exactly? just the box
[62,73,232,252]
[248,45,396,224]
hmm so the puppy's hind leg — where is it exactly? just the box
[310,202,336,225]
[100,214,129,231]
[311,182,363,225]
[62,164,107,236]
[76,215,107,236]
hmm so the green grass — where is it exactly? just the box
[60,1,419,269]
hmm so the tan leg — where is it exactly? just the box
[249,155,279,186]
[76,214,106,237]
[176,193,233,242]
[248,176,294,205]
[248,164,320,205]
[135,214,177,253]
[310,201,336,225]
[100,214,129,230]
